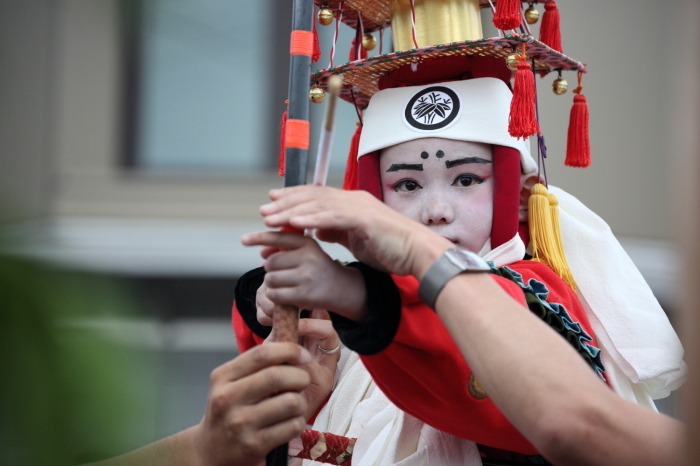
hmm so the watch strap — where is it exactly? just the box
[418,248,491,309]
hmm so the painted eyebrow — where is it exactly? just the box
[386,163,424,172]
[445,157,492,169]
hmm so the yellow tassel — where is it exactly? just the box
[548,192,576,289]
[528,183,554,263]
[528,184,576,289]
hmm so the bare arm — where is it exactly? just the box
[85,343,312,466]
[416,245,686,466]
[82,428,200,466]
[258,185,686,466]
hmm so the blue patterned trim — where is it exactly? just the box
[492,266,606,380]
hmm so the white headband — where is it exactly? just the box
[358,77,537,175]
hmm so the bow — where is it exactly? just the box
[266,1,314,465]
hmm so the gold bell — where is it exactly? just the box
[506,54,519,72]
[318,8,334,26]
[362,33,376,51]
[524,6,540,24]
[552,77,568,95]
[309,87,325,103]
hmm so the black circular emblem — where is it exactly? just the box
[404,86,461,131]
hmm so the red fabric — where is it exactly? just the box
[232,302,265,353]
[565,94,591,168]
[539,1,563,53]
[298,429,355,465]
[312,15,322,63]
[299,429,321,459]
[342,124,362,190]
[358,260,600,454]
[491,146,521,249]
[357,151,382,200]
[492,0,522,31]
[509,60,539,139]
[377,55,512,92]
[348,37,368,62]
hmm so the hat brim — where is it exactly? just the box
[310,34,586,109]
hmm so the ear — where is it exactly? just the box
[519,173,541,222]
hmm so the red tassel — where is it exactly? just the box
[312,15,321,63]
[565,75,590,167]
[540,1,562,53]
[348,38,368,62]
[278,109,288,176]
[493,0,522,31]
[509,59,539,139]
[342,124,362,190]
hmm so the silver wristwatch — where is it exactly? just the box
[418,248,491,309]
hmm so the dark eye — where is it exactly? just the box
[452,174,484,187]
[392,179,422,192]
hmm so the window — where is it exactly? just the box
[123,0,377,178]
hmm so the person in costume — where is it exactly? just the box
[235,1,686,464]
[243,182,686,466]
[238,75,678,465]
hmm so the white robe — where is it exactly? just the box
[305,349,483,466]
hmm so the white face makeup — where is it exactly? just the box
[380,137,494,253]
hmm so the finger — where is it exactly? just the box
[257,286,275,311]
[255,286,275,326]
[264,269,305,289]
[256,297,274,326]
[241,231,309,250]
[264,286,308,307]
[248,391,308,429]
[257,310,273,327]
[268,185,325,200]
[297,318,337,341]
[264,185,331,212]
[256,416,307,454]
[262,191,351,226]
[264,243,319,272]
[256,292,275,325]
[233,364,311,406]
[211,343,311,384]
[268,208,361,233]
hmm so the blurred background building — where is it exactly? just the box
[0,0,696,457]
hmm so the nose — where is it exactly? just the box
[421,197,454,225]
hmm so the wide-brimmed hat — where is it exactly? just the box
[310,0,589,168]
